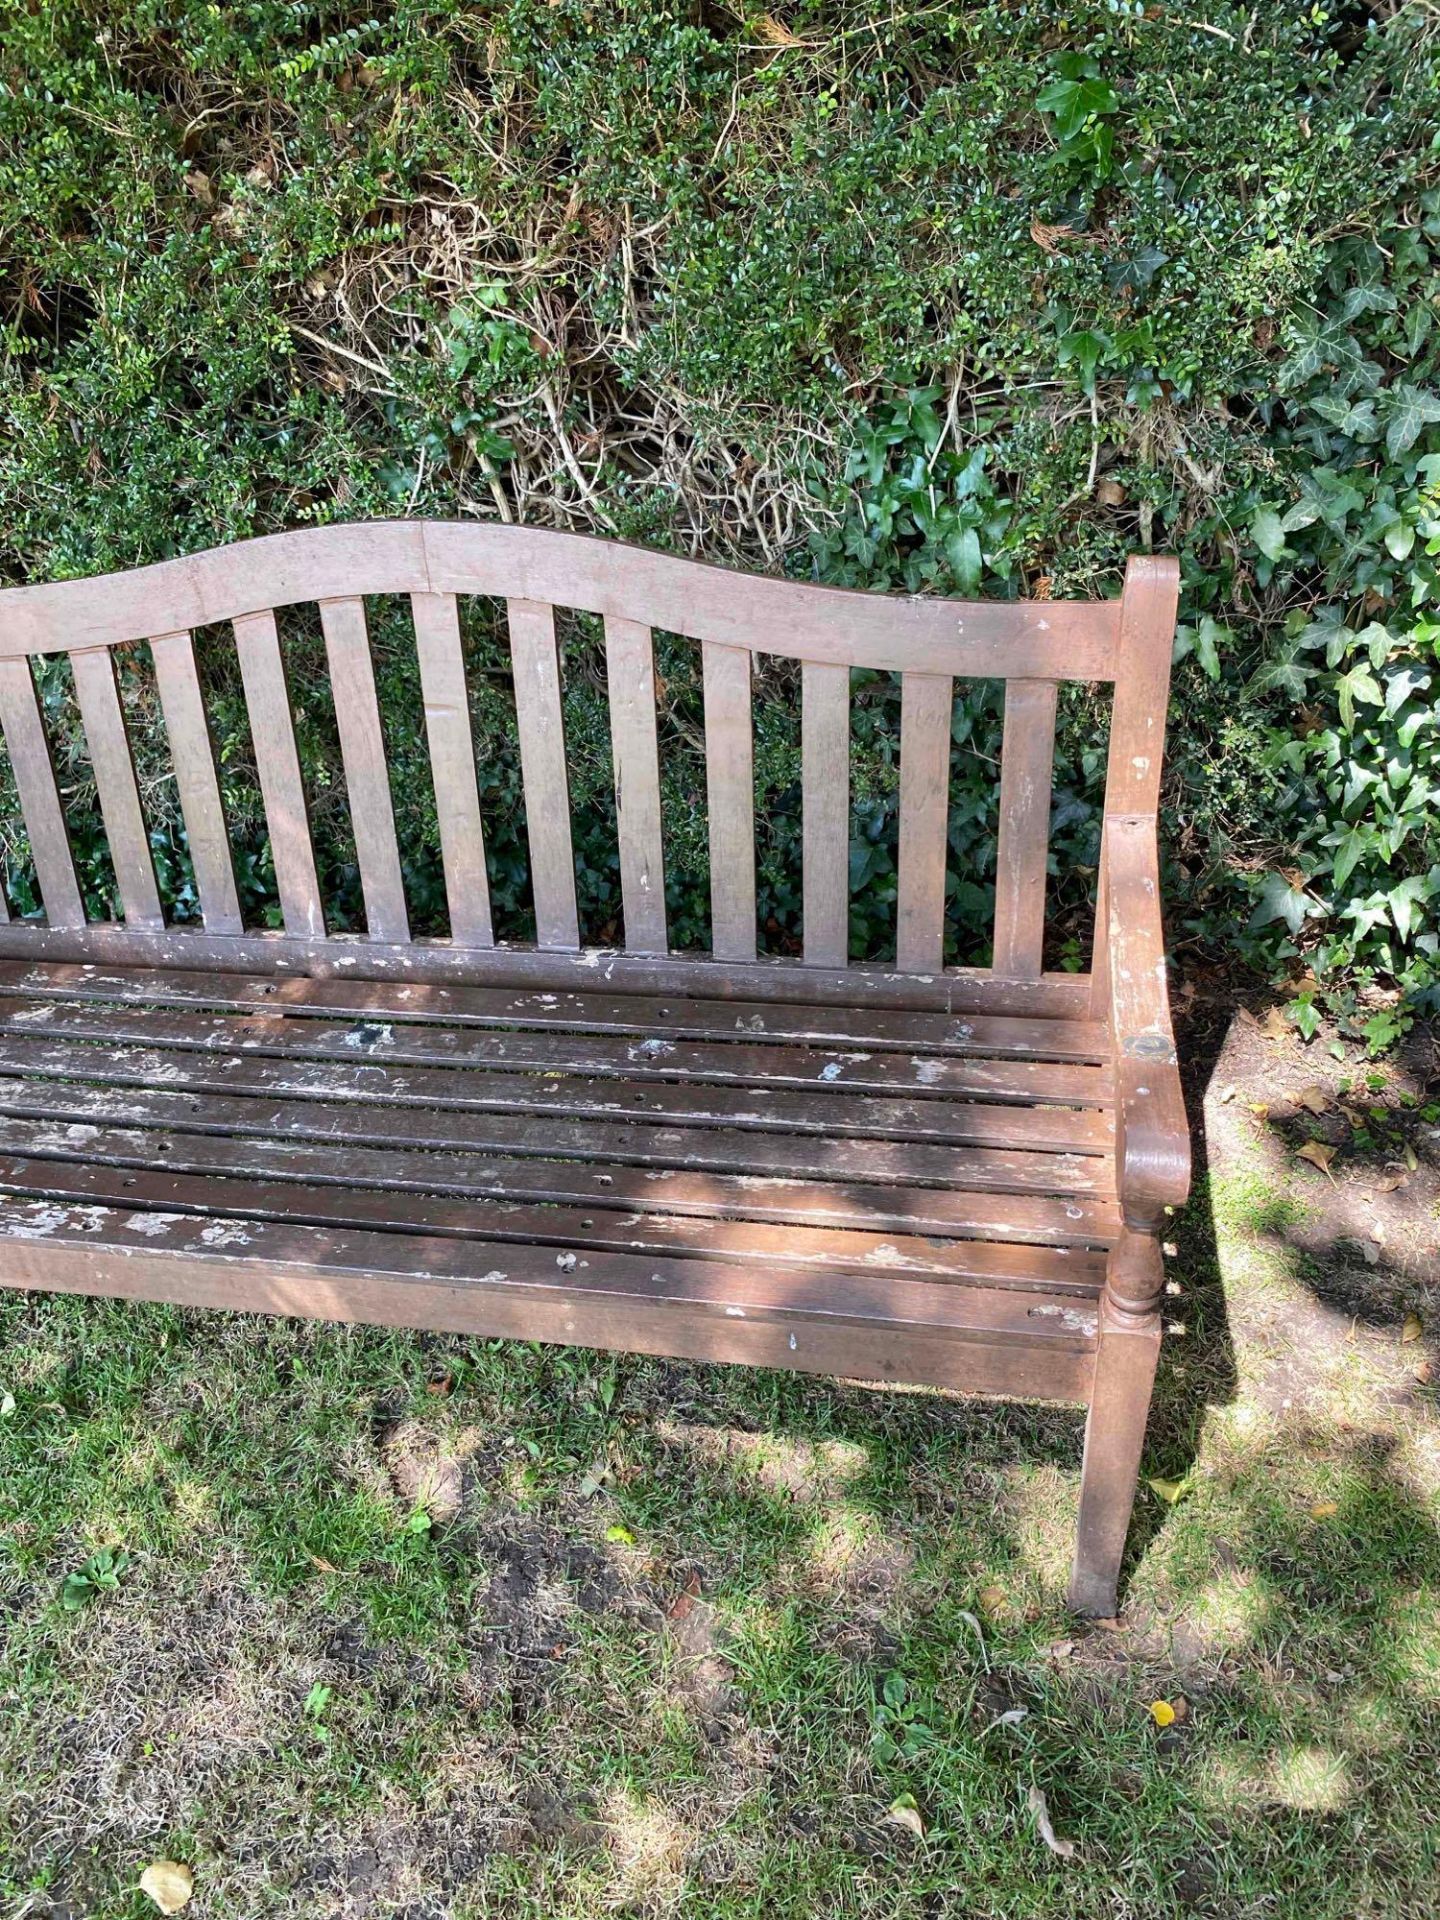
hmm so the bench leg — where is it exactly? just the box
[1069,1229,1163,1618]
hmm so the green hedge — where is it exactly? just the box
[1,1,1437,1042]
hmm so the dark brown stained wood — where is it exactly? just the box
[318,596,409,943]
[0,922,1095,1018]
[0,1192,1093,1350]
[68,647,164,929]
[0,1150,1108,1291]
[0,521,1122,683]
[896,672,952,974]
[992,679,1058,981]
[0,1029,1112,1152]
[802,661,850,968]
[0,1074,1113,1193]
[0,1219,1097,1404]
[410,592,493,947]
[0,658,85,929]
[0,961,1111,1058]
[604,616,667,956]
[0,994,1114,1105]
[1105,814,1190,1218]
[149,630,244,936]
[506,598,579,951]
[702,641,755,962]
[0,1111,1120,1242]
[232,609,326,939]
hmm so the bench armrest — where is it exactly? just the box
[1102,813,1191,1223]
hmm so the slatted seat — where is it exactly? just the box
[0,523,1189,1615]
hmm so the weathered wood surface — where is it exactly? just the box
[0,658,86,929]
[232,610,326,939]
[149,630,244,936]
[69,648,164,929]
[411,592,493,947]
[0,522,1122,678]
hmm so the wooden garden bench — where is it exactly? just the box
[0,524,1188,1615]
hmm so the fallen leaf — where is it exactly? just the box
[754,11,804,43]
[885,1792,925,1839]
[1096,477,1126,507]
[1296,1139,1337,1173]
[1236,1005,1260,1028]
[978,1584,1008,1620]
[1402,1313,1424,1345]
[1170,1695,1190,1723]
[1030,215,1068,253]
[667,1570,702,1622]
[1149,1699,1176,1728]
[1296,1084,1331,1115]
[1404,1142,1419,1171]
[1248,1102,1271,1122]
[1047,1639,1076,1660]
[425,1371,454,1396]
[1414,1360,1433,1385]
[604,1524,635,1546]
[1373,1172,1409,1193]
[983,1706,1029,1734]
[1027,1784,1076,1860]
[1309,1499,1339,1520]
[1217,1083,1237,1104]
[1147,1475,1190,1505]
[308,1553,339,1574]
[1262,1006,1289,1040]
[140,1862,193,1915]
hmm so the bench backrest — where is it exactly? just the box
[0,522,1178,1007]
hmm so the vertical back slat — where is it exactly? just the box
[0,657,85,929]
[895,671,952,973]
[604,615,667,956]
[991,678,1058,980]
[507,598,580,951]
[233,610,326,940]
[69,647,164,929]
[319,596,410,944]
[149,630,243,935]
[701,640,755,962]
[801,661,850,968]
[411,592,493,948]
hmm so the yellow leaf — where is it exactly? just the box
[885,1792,925,1839]
[1309,1499,1339,1520]
[1295,1139,1336,1172]
[978,1583,1007,1620]
[1402,1312,1423,1345]
[1149,1699,1176,1728]
[1262,1006,1289,1039]
[604,1524,635,1546]
[140,1862,193,1915]
[1147,1475,1189,1505]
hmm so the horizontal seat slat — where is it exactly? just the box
[0,1074,1111,1193]
[0,994,1113,1105]
[0,1191,1096,1399]
[0,1031,1110,1153]
[0,1114,1120,1242]
[0,963,1109,1059]
[0,1156,1107,1293]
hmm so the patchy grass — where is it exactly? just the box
[2,1008,1439,1919]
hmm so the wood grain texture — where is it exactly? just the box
[896,673,953,973]
[149,630,243,935]
[319,597,409,943]
[0,657,85,929]
[507,598,579,951]
[69,647,164,929]
[604,616,667,956]
[702,641,756,961]
[0,521,1122,680]
[992,679,1058,980]
[410,591,493,946]
[802,661,850,968]
[232,610,326,940]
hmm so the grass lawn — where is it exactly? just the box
[2,996,1437,1920]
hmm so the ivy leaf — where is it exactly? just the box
[1251,507,1286,562]
[1383,383,1440,461]
[1250,871,1315,935]
[1036,74,1118,139]
[1058,328,1110,393]
[945,526,982,592]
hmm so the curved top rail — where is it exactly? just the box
[0,521,1120,679]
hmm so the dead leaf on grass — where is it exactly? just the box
[140,1862,193,1915]
[1402,1313,1424,1345]
[983,1707,1029,1734]
[1026,1784,1076,1860]
[1310,1499,1339,1520]
[885,1792,925,1838]
[1147,1474,1191,1505]
[978,1583,1008,1620]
